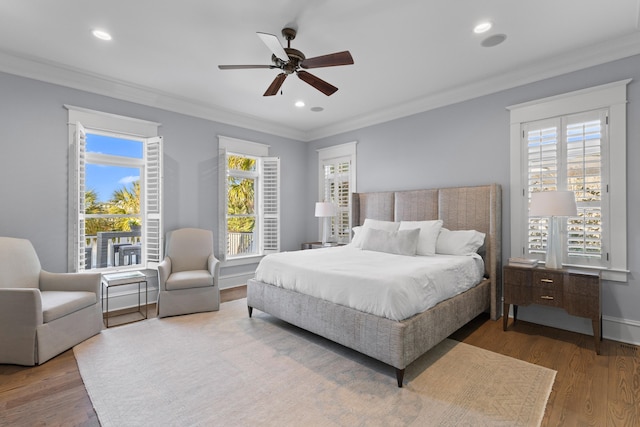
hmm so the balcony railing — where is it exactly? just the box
[84,231,141,269]
[228,232,255,256]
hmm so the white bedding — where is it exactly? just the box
[254,245,485,321]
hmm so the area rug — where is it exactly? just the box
[74,299,555,426]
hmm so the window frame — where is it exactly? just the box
[317,142,357,243]
[218,136,280,265]
[507,80,629,281]
[66,105,162,273]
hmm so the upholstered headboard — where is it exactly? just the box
[351,184,502,320]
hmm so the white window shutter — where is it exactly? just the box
[260,157,280,254]
[71,122,87,272]
[218,147,228,261]
[144,136,163,267]
[565,110,607,264]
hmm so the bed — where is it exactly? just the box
[247,184,502,387]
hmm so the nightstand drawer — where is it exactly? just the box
[531,286,563,307]
[532,270,563,286]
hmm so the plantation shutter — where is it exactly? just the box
[322,156,351,243]
[565,110,607,263]
[71,122,87,272]
[260,157,280,254]
[218,147,228,261]
[523,109,607,266]
[144,136,163,267]
[525,118,559,256]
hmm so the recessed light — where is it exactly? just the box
[473,22,492,34]
[92,29,112,41]
[295,101,305,108]
[310,107,324,112]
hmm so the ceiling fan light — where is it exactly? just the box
[473,22,492,34]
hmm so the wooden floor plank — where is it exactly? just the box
[1,286,639,427]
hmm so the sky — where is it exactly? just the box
[85,133,142,203]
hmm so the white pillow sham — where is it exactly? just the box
[399,220,443,256]
[361,228,420,256]
[436,228,486,255]
[351,218,400,248]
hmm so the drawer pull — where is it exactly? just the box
[540,295,554,300]
[540,279,554,283]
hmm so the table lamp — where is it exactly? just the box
[529,191,577,269]
[315,202,337,246]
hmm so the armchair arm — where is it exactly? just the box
[0,288,43,328]
[208,254,220,288]
[157,257,172,291]
[39,270,101,295]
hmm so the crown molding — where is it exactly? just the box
[0,49,306,141]
[304,31,640,141]
[2,30,640,143]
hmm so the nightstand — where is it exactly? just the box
[503,264,602,354]
[301,242,346,250]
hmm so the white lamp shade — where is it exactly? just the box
[529,191,577,217]
[315,202,336,217]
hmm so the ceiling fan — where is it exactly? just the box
[218,27,354,96]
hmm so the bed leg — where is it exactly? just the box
[395,368,404,388]
[248,306,253,318]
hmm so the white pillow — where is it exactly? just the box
[361,228,420,256]
[436,228,486,255]
[351,218,400,248]
[399,220,443,256]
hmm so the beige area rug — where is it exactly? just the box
[74,299,555,426]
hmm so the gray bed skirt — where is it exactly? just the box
[247,277,491,386]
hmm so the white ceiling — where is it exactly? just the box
[1,1,639,141]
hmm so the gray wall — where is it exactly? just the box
[1,52,638,342]
[0,72,307,278]
[307,54,640,342]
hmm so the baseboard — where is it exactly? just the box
[219,272,255,290]
[103,285,158,313]
[603,315,640,346]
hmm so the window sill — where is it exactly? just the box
[222,255,264,268]
[559,263,629,283]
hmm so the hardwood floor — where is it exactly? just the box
[1,286,638,426]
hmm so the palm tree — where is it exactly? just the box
[85,189,111,235]
[108,181,140,231]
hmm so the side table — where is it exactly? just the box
[101,271,148,328]
[301,242,346,250]
[503,264,602,354]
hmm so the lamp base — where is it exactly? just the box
[545,216,563,269]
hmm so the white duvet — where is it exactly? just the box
[254,245,485,321]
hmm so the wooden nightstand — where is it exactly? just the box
[503,264,602,354]
[301,242,346,250]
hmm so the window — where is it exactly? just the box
[218,136,279,261]
[67,106,162,272]
[318,142,357,244]
[508,80,629,281]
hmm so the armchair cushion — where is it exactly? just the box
[165,270,214,291]
[41,291,97,323]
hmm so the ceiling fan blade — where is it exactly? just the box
[218,65,274,70]
[263,73,287,96]
[297,70,338,96]
[257,32,288,62]
[300,51,354,69]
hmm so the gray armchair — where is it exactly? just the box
[157,228,220,318]
[0,237,103,366]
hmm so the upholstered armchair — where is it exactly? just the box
[156,228,220,318]
[0,237,103,366]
